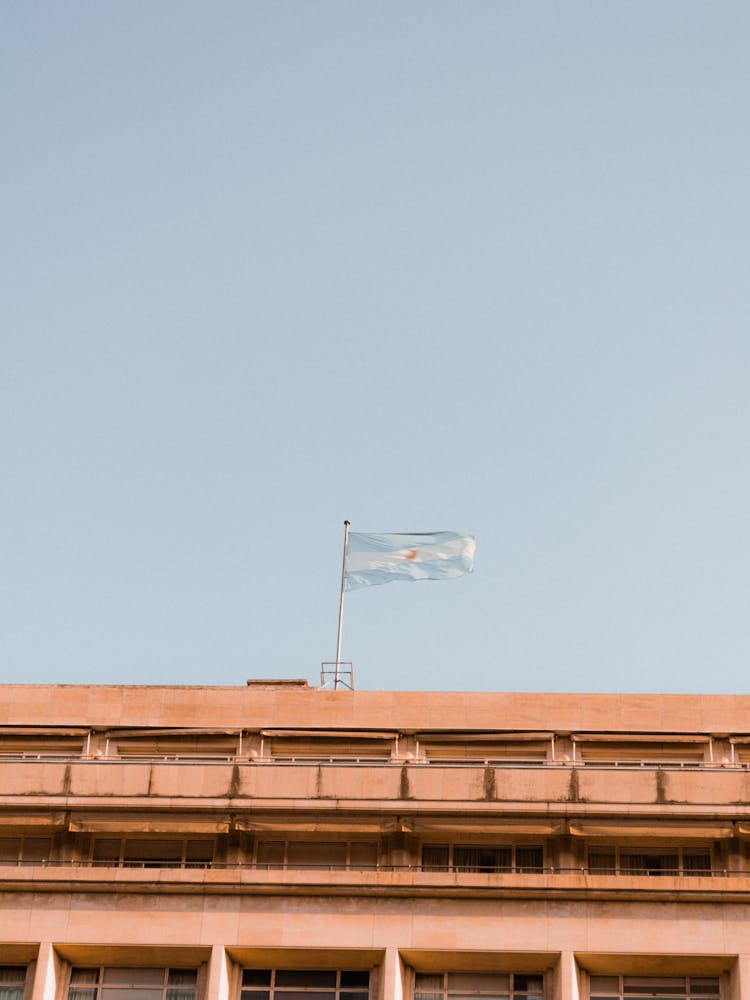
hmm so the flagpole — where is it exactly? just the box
[335,520,350,690]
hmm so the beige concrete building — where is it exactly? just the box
[1,683,750,1000]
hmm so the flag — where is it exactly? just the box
[345,531,476,591]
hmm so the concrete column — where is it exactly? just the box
[383,834,419,869]
[551,953,580,1000]
[30,944,62,1000]
[205,945,232,1000]
[729,955,750,1000]
[726,837,742,874]
[554,837,582,873]
[379,947,405,1000]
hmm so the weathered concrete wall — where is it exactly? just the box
[0,686,748,733]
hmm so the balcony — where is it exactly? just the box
[0,758,748,817]
[0,858,746,903]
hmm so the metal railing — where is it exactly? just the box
[0,754,740,769]
[0,859,731,877]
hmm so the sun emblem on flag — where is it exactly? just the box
[404,549,418,561]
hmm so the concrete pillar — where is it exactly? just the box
[379,947,405,1000]
[205,945,232,1000]
[554,836,582,873]
[384,834,419,869]
[729,956,750,1000]
[551,953,580,1000]
[30,944,62,1000]
[726,837,742,874]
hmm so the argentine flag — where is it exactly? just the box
[345,531,476,591]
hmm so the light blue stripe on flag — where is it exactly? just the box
[345,531,476,591]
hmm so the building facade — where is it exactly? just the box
[1,683,749,1000]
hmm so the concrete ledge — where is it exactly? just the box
[2,864,749,901]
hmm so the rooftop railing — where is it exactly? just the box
[0,754,741,769]
[0,859,731,877]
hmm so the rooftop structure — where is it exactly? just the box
[1,684,749,1000]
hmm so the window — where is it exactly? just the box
[255,841,377,869]
[268,736,392,762]
[0,838,52,865]
[421,844,544,873]
[91,839,214,868]
[68,969,198,1000]
[0,735,84,758]
[419,740,548,765]
[587,848,711,876]
[240,969,370,1000]
[0,966,27,1000]
[590,977,719,1000]
[575,741,705,766]
[113,735,237,760]
[414,972,544,1000]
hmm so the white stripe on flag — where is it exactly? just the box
[344,531,475,590]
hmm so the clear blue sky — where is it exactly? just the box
[3,3,749,693]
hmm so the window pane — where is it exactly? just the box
[93,841,121,862]
[453,847,483,872]
[624,979,686,996]
[122,841,182,865]
[275,971,337,988]
[688,982,719,997]
[449,993,508,1000]
[515,847,543,873]
[21,837,52,864]
[448,974,509,992]
[0,987,24,1000]
[69,989,97,1000]
[102,970,164,987]
[492,848,513,872]
[0,971,26,986]
[588,852,616,874]
[683,852,711,874]
[70,971,100,986]
[0,840,20,863]
[478,848,503,872]
[185,841,214,864]
[449,993,506,1000]
[272,992,334,1000]
[349,844,377,868]
[415,976,443,992]
[101,990,162,1000]
[624,855,649,874]
[453,846,508,872]
[0,973,24,1000]
[287,842,347,867]
[167,972,197,987]
[257,842,285,866]
[513,972,544,993]
[621,854,678,876]
[513,976,543,994]
[422,846,449,870]
[21,838,51,863]
[242,973,272,988]
[589,979,619,994]
[340,974,370,989]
